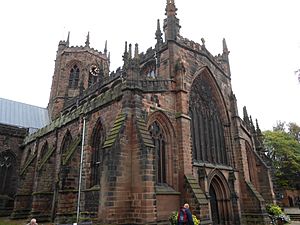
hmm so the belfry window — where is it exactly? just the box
[69,65,80,88]
[149,121,166,184]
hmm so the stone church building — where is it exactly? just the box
[0,1,275,224]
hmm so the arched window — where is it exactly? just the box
[40,141,48,158]
[60,131,73,189]
[190,75,228,165]
[69,64,80,88]
[61,131,72,154]
[149,121,167,184]
[0,150,16,195]
[91,120,105,187]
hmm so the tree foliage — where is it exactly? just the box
[263,122,300,189]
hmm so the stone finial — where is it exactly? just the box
[85,32,90,47]
[164,0,180,40]
[223,38,229,54]
[66,31,70,47]
[256,119,262,135]
[123,41,129,68]
[201,38,206,46]
[243,106,250,126]
[104,40,107,55]
[155,19,163,48]
[134,43,139,59]
[165,0,177,17]
[128,43,132,59]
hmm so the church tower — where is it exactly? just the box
[48,33,110,120]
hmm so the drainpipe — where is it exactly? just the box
[76,116,86,223]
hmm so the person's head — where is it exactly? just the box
[184,203,189,209]
[30,218,37,225]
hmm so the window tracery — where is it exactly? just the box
[149,121,166,184]
[190,75,228,165]
[0,150,16,194]
[69,64,80,88]
[91,120,105,187]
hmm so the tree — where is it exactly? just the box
[287,122,300,142]
[263,123,300,189]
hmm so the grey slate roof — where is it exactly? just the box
[0,98,50,133]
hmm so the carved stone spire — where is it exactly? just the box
[223,38,229,55]
[133,43,140,69]
[104,40,107,55]
[256,119,262,136]
[163,0,181,41]
[155,19,163,49]
[222,38,231,76]
[243,106,250,127]
[128,43,132,60]
[85,32,90,47]
[66,31,70,47]
[249,116,256,133]
[123,41,129,69]
[134,43,139,59]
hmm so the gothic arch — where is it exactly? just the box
[147,111,177,187]
[245,141,259,187]
[90,117,106,187]
[208,169,233,224]
[59,130,74,190]
[60,130,72,154]
[0,150,17,196]
[40,141,48,159]
[190,66,230,123]
[189,67,231,165]
[66,60,82,89]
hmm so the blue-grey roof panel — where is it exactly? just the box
[0,98,50,130]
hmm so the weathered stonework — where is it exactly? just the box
[0,124,27,216]
[6,1,275,224]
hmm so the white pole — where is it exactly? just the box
[76,116,86,223]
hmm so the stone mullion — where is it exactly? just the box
[190,108,197,160]
[213,115,220,164]
[209,113,216,163]
[224,126,233,166]
[204,110,210,162]
[216,119,224,164]
[199,109,205,161]
[220,124,227,164]
[194,108,201,161]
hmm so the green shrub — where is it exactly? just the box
[266,204,291,224]
[266,203,283,216]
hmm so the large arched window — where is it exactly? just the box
[69,64,80,88]
[149,121,167,184]
[91,119,105,187]
[190,74,228,165]
[0,150,16,195]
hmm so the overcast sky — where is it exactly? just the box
[0,0,299,131]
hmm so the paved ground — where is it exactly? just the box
[291,221,300,225]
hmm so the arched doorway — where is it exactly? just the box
[209,173,233,225]
[210,185,219,224]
